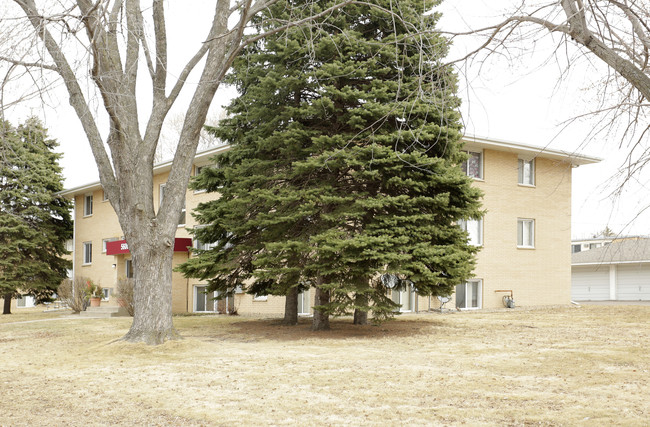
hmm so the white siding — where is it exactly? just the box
[571,266,610,301]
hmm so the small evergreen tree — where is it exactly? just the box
[0,118,73,314]
[179,0,482,329]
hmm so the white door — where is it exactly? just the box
[571,265,609,301]
[571,266,610,301]
[616,264,650,301]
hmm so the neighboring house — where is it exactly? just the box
[571,238,613,254]
[572,238,650,301]
[60,136,599,315]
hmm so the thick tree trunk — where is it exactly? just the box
[312,281,330,331]
[121,241,180,345]
[2,294,11,315]
[353,293,368,325]
[283,286,299,325]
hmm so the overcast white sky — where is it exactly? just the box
[436,1,650,239]
[4,0,649,239]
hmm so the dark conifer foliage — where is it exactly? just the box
[0,118,72,314]
[179,0,482,328]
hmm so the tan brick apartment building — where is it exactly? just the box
[57,137,598,315]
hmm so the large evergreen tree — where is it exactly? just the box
[179,0,482,329]
[0,118,72,314]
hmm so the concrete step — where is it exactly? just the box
[80,305,130,318]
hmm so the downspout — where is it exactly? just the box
[71,198,77,300]
[186,251,190,313]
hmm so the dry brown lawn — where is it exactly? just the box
[0,305,648,426]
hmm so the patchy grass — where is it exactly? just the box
[0,305,648,425]
[0,306,73,324]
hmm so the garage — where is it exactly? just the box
[616,264,650,301]
[571,265,610,301]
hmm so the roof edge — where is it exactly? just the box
[462,135,601,166]
[59,144,231,198]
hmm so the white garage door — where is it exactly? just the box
[572,266,610,301]
[616,264,650,301]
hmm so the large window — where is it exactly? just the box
[517,218,535,248]
[456,280,481,309]
[518,158,535,186]
[459,218,483,246]
[83,241,92,264]
[194,286,234,313]
[461,151,483,179]
[160,183,186,226]
[83,194,93,216]
[195,286,216,312]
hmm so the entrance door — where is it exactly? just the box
[391,284,415,312]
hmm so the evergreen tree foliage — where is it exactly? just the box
[178,0,482,328]
[0,118,73,314]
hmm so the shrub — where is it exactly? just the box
[116,278,134,316]
[84,280,103,299]
[58,277,91,313]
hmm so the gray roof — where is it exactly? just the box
[572,238,650,265]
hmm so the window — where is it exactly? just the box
[102,288,111,301]
[461,151,483,179]
[16,295,35,308]
[253,294,268,301]
[83,194,93,216]
[194,166,207,193]
[517,219,535,248]
[160,183,186,226]
[456,280,481,309]
[298,289,311,315]
[83,241,92,264]
[518,158,535,186]
[194,286,216,312]
[459,218,483,246]
[194,239,216,251]
[572,244,582,253]
[102,189,109,202]
[125,259,134,279]
[65,240,73,252]
[391,282,415,312]
[102,237,119,253]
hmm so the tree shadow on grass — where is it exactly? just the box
[191,314,456,343]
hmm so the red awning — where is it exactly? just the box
[106,238,192,255]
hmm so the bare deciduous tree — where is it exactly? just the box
[442,1,650,187]
[0,0,358,344]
